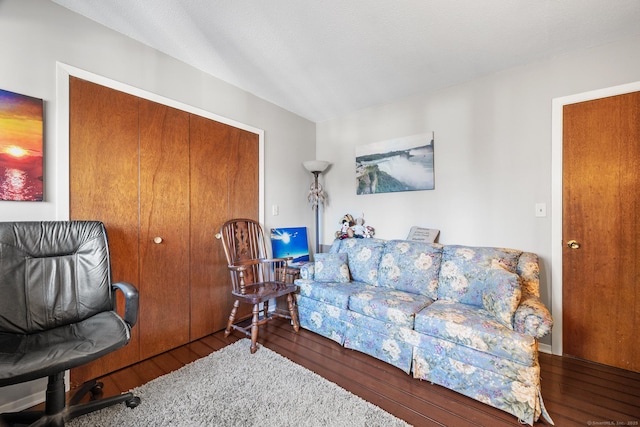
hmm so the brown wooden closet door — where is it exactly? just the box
[69,77,141,386]
[138,99,191,359]
[189,117,259,339]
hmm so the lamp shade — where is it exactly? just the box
[303,160,330,173]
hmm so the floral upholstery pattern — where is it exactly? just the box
[377,240,442,299]
[299,262,314,279]
[345,311,420,373]
[516,252,541,297]
[314,252,350,283]
[437,245,522,306]
[297,297,349,344]
[297,278,369,309]
[348,285,433,328]
[414,300,536,365]
[345,323,415,373]
[334,238,386,285]
[514,294,554,338]
[481,268,522,329]
[295,238,554,426]
[413,345,548,425]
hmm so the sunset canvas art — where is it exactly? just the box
[0,88,43,201]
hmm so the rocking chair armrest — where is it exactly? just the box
[228,257,289,271]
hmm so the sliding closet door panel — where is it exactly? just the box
[139,99,191,359]
[228,128,259,219]
[190,116,232,337]
[69,77,140,385]
[189,117,259,338]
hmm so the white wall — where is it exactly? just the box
[0,0,316,227]
[317,33,640,347]
[0,0,315,411]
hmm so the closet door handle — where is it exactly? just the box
[153,237,163,244]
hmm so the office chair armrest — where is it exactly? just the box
[112,281,139,327]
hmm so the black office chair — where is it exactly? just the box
[0,221,140,426]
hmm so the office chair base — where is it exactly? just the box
[0,374,140,426]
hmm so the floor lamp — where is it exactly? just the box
[303,160,330,254]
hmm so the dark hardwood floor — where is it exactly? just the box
[68,319,639,426]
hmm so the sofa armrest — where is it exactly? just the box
[300,262,315,279]
[513,293,553,338]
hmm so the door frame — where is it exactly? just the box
[550,80,640,356]
[54,62,265,222]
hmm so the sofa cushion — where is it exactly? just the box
[296,279,370,309]
[314,253,350,283]
[377,240,442,299]
[336,238,386,285]
[414,300,537,366]
[348,285,434,328]
[482,268,522,329]
[437,245,522,306]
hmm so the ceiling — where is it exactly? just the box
[51,0,640,122]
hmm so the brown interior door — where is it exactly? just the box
[69,77,141,385]
[562,91,640,373]
[138,99,191,359]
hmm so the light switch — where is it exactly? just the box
[272,204,279,216]
[535,203,546,217]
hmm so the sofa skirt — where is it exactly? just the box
[297,297,349,345]
[344,325,414,373]
[412,343,553,425]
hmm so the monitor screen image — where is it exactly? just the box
[270,227,310,264]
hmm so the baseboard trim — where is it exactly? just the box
[0,372,69,414]
[0,388,45,414]
[539,343,552,354]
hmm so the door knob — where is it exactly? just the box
[215,233,222,240]
[153,237,163,244]
[567,240,580,249]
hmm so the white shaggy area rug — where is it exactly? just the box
[68,339,411,427]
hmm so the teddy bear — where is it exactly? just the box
[351,216,367,238]
[336,214,354,239]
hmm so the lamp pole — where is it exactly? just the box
[312,171,321,254]
[303,160,330,255]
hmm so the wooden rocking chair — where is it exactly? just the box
[218,218,299,353]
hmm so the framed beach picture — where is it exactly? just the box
[0,88,44,201]
[356,133,434,195]
[270,227,310,265]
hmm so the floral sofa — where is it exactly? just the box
[295,237,554,425]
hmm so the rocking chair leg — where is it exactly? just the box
[250,303,260,354]
[225,300,240,337]
[263,300,269,320]
[287,294,300,332]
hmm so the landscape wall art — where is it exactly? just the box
[356,133,434,195]
[0,88,43,201]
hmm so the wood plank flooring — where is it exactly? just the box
[68,319,640,426]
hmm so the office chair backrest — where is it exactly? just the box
[0,221,113,334]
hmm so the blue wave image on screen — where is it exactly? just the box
[270,227,310,263]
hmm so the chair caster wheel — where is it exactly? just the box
[125,396,141,408]
[88,381,104,400]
